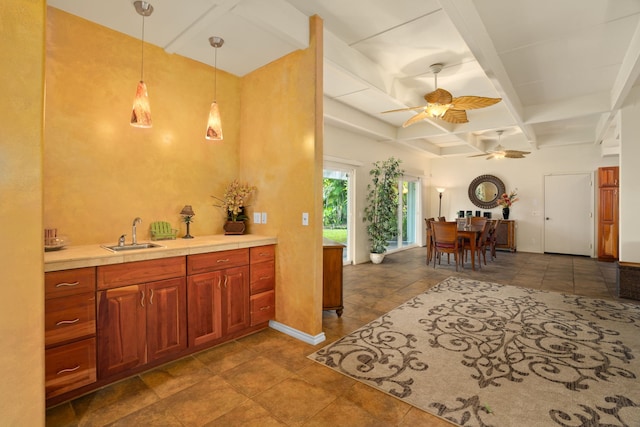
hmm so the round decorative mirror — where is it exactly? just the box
[468,174,505,209]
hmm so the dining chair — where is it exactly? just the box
[424,218,435,264]
[438,216,446,222]
[431,221,462,271]
[470,216,487,227]
[486,219,501,260]
[462,221,491,268]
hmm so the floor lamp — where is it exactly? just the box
[437,188,445,217]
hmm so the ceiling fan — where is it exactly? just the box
[469,130,531,159]
[382,63,502,127]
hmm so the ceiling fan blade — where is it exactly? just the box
[504,151,530,158]
[381,105,426,114]
[451,96,502,110]
[441,108,468,124]
[424,88,453,104]
[402,110,431,127]
[468,153,490,158]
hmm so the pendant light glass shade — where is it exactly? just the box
[131,1,153,128]
[131,80,152,127]
[205,36,224,140]
[205,101,223,140]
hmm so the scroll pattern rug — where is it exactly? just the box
[308,277,640,426]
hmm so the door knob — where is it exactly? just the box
[546,217,550,220]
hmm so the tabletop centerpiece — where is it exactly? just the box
[497,189,519,219]
[213,180,257,235]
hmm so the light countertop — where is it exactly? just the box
[44,234,277,272]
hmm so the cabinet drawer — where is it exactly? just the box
[250,245,275,264]
[45,338,96,399]
[250,290,275,326]
[45,293,96,347]
[97,256,186,290]
[187,249,249,275]
[45,267,96,299]
[250,260,275,294]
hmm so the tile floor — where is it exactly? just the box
[46,247,628,426]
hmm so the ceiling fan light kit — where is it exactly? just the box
[382,63,502,127]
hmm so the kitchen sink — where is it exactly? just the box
[101,242,163,252]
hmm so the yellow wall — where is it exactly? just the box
[0,0,46,424]
[45,8,242,244]
[44,8,323,338]
[240,16,324,336]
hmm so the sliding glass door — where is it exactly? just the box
[386,176,420,252]
[322,166,354,264]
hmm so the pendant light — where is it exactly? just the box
[130,1,153,128]
[205,36,224,140]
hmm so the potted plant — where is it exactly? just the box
[363,157,404,263]
[497,188,519,219]
[212,180,257,235]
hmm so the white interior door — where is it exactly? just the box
[544,174,593,256]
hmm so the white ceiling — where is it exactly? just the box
[47,0,640,158]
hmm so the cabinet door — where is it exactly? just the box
[146,277,187,361]
[598,187,619,259]
[598,167,619,187]
[97,285,146,379]
[187,271,223,347]
[223,266,250,335]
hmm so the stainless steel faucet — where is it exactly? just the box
[132,217,142,244]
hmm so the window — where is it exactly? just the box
[386,176,421,252]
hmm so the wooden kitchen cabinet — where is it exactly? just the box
[249,245,275,326]
[44,267,97,400]
[187,249,250,347]
[322,238,344,317]
[598,167,619,261]
[97,258,187,379]
[495,220,516,252]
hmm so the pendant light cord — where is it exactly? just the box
[214,46,218,102]
[140,15,145,81]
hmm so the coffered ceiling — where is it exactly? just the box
[47,0,640,158]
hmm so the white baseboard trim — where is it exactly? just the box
[269,320,326,345]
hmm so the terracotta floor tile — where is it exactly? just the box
[140,355,213,398]
[343,381,412,424]
[203,400,287,427]
[304,397,395,427]
[193,340,258,374]
[219,355,294,397]
[107,400,182,426]
[161,375,248,426]
[252,376,337,425]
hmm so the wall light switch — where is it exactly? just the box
[261,212,267,224]
[302,212,309,226]
[253,212,261,224]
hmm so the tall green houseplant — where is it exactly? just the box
[363,157,404,257]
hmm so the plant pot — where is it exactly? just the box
[502,207,510,220]
[224,221,246,235]
[370,253,385,264]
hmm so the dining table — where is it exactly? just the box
[457,223,485,271]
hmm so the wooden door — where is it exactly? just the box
[146,277,187,361]
[598,187,619,259]
[223,266,250,335]
[544,174,593,256]
[187,271,223,347]
[97,285,146,378]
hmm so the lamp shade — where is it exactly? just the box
[180,205,195,216]
[130,80,152,128]
[205,102,223,140]
[436,187,445,194]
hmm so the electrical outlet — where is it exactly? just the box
[302,212,309,226]
[261,212,267,224]
[253,212,261,224]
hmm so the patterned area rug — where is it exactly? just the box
[308,277,640,426]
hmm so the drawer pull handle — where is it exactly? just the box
[140,291,145,307]
[56,318,80,326]
[223,275,228,289]
[259,276,271,280]
[57,365,80,375]
[259,252,269,257]
[216,259,230,263]
[149,289,154,305]
[260,305,271,311]
[55,281,80,288]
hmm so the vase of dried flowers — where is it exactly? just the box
[212,180,256,235]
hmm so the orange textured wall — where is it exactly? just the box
[44,8,241,245]
[0,0,46,423]
[240,16,324,337]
